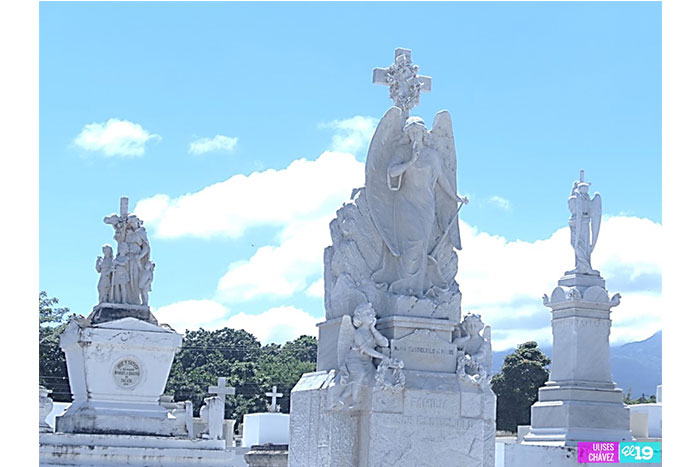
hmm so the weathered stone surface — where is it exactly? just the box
[290,369,495,467]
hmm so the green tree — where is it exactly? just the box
[624,389,656,405]
[255,335,317,413]
[166,328,265,422]
[39,291,73,402]
[164,329,317,425]
[491,341,550,433]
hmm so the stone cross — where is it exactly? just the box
[120,197,129,218]
[265,385,283,413]
[580,170,585,183]
[373,48,432,115]
[209,377,236,400]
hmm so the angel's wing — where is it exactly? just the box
[590,193,602,250]
[365,107,408,256]
[336,314,355,369]
[430,111,461,250]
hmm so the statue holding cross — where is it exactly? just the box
[99,197,154,308]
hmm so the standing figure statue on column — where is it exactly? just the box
[567,170,602,275]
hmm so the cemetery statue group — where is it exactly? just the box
[40,47,639,467]
[289,48,497,467]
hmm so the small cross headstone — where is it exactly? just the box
[209,376,236,401]
[265,385,283,413]
[373,48,432,115]
[209,377,236,399]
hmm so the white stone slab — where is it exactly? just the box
[39,432,238,466]
[242,413,290,447]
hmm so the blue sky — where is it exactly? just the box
[39,1,661,350]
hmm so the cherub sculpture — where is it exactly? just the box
[95,244,114,303]
[330,303,403,409]
[454,312,492,387]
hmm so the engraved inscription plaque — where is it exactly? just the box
[112,357,142,388]
[390,329,457,372]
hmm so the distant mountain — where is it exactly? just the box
[491,331,661,398]
[610,331,662,398]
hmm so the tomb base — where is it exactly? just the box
[56,316,183,436]
[289,369,496,467]
[524,382,632,446]
[39,433,232,466]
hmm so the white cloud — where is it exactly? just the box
[189,135,239,155]
[305,278,324,298]
[154,300,319,345]
[154,299,229,332]
[320,115,379,155]
[456,216,662,350]
[221,306,318,344]
[216,217,331,302]
[487,195,511,211]
[73,118,160,157]
[134,150,364,240]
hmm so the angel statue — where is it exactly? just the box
[330,303,401,410]
[567,171,602,275]
[454,313,492,387]
[366,107,467,299]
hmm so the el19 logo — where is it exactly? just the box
[619,442,661,463]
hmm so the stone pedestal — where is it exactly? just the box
[242,413,290,447]
[290,368,495,467]
[524,273,632,446]
[55,316,183,436]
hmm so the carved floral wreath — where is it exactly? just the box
[375,358,406,393]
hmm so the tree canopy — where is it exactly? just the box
[491,341,550,433]
[39,291,72,402]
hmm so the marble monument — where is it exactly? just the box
[41,198,244,466]
[289,48,496,467]
[522,171,633,446]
